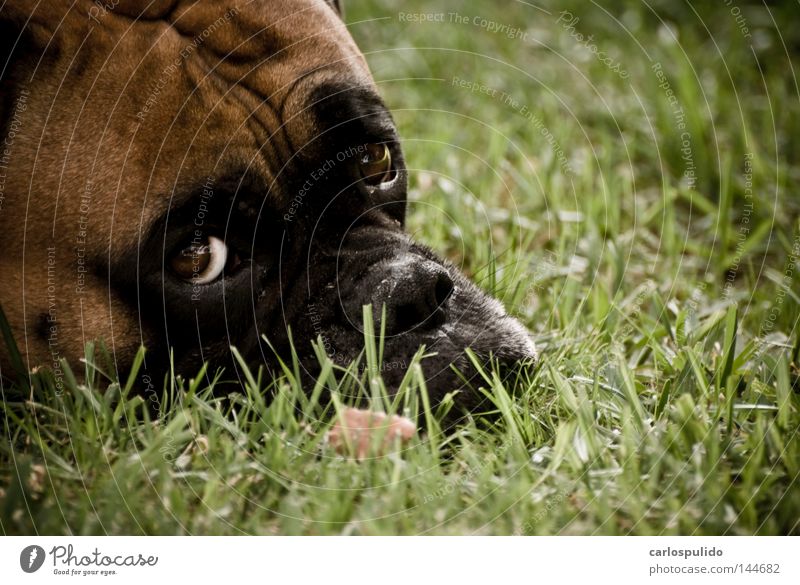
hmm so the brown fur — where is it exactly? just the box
[0,0,365,371]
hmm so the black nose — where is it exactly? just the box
[366,257,454,335]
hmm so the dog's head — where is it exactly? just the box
[0,0,534,411]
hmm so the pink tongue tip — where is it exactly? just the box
[328,407,417,459]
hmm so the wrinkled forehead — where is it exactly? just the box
[95,0,367,74]
[39,0,376,213]
[27,0,367,74]
[87,0,373,123]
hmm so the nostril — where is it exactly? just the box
[390,268,452,334]
[434,273,454,308]
[393,302,425,334]
[365,258,455,335]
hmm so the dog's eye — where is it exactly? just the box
[170,235,228,284]
[358,143,394,186]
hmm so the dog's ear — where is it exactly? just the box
[1,1,69,81]
[0,2,48,123]
[325,0,344,18]
[1,3,36,76]
[1,2,82,110]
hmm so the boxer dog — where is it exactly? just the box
[0,0,535,421]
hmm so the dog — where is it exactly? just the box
[0,0,535,421]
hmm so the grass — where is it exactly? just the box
[2,0,800,534]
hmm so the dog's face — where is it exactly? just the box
[0,0,534,409]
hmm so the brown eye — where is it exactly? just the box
[170,235,228,284]
[358,143,394,186]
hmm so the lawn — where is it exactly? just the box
[2,0,799,535]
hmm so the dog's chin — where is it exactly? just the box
[283,309,537,422]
